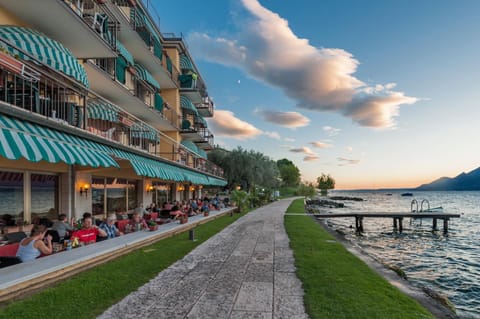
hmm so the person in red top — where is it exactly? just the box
[71,216,107,245]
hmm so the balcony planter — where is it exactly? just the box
[0,51,24,75]
[148,221,158,231]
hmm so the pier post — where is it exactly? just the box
[393,218,398,230]
[443,218,449,234]
[432,218,437,231]
[355,217,360,232]
[359,217,364,232]
[398,217,403,233]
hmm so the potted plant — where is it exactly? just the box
[179,215,188,224]
[147,220,158,231]
[203,210,209,217]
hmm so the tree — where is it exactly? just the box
[277,159,300,187]
[296,183,316,197]
[317,174,335,196]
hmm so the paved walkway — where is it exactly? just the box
[99,198,309,319]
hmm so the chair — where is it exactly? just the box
[5,231,27,243]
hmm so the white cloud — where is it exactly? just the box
[188,0,418,128]
[310,141,333,148]
[304,155,320,161]
[346,146,353,152]
[263,131,281,139]
[256,110,310,128]
[290,147,315,155]
[323,126,341,136]
[337,157,360,166]
[208,110,262,140]
[284,137,295,142]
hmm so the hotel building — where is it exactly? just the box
[0,0,226,225]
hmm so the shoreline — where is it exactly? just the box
[311,215,458,319]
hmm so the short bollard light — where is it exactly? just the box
[189,228,196,241]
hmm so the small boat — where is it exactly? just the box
[401,193,413,197]
[422,206,443,213]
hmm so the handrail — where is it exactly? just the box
[410,199,418,213]
[420,199,430,212]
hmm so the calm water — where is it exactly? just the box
[320,190,480,319]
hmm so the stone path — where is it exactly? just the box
[99,198,309,319]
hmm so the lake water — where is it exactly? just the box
[319,190,480,319]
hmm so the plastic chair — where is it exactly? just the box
[5,231,26,243]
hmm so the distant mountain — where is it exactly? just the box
[416,167,480,191]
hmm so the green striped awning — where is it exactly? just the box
[179,54,194,71]
[0,26,89,87]
[181,140,200,155]
[0,115,118,168]
[116,40,134,65]
[134,63,160,89]
[87,100,119,122]
[130,123,159,141]
[208,177,228,186]
[195,116,208,128]
[180,95,199,116]
[197,148,207,159]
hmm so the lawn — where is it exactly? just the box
[285,198,435,319]
[0,211,247,319]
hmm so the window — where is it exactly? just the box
[31,174,58,222]
[0,171,23,225]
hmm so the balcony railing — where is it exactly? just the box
[0,47,223,179]
[90,58,179,129]
[196,96,214,117]
[64,0,118,50]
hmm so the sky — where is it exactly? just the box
[149,0,480,189]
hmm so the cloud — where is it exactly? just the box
[263,131,281,139]
[323,126,341,136]
[310,141,333,148]
[209,110,262,140]
[284,137,295,142]
[290,147,315,155]
[304,155,320,161]
[187,0,418,128]
[346,146,353,152]
[256,110,310,128]
[337,157,360,166]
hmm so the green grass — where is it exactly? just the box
[0,211,247,319]
[285,199,435,319]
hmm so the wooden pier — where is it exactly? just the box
[313,212,461,233]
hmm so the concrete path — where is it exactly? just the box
[99,198,309,319]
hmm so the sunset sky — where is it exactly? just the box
[151,0,480,189]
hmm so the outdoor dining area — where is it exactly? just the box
[0,202,236,303]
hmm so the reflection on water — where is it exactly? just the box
[323,190,480,319]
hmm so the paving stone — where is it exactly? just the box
[273,295,309,319]
[274,272,304,296]
[229,311,272,319]
[251,251,274,263]
[274,256,297,272]
[233,282,273,312]
[245,263,273,282]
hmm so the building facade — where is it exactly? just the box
[0,0,225,225]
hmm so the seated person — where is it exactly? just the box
[99,214,123,239]
[126,212,148,232]
[169,205,185,219]
[51,214,73,241]
[71,216,107,245]
[16,224,52,262]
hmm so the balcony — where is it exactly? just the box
[83,59,178,131]
[196,96,214,118]
[104,0,179,89]
[195,128,214,151]
[0,59,223,179]
[0,0,118,59]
